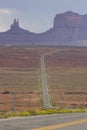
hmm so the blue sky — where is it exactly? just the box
[0,0,87,33]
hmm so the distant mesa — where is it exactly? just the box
[53,11,87,28]
[1,11,87,46]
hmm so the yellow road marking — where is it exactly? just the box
[33,118,87,130]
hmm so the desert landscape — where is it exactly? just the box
[46,47,87,108]
[0,46,87,112]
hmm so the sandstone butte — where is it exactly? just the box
[1,11,87,46]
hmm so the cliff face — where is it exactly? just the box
[1,11,87,46]
[53,11,87,28]
[42,11,87,45]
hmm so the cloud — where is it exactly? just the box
[0,8,21,16]
[0,8,13,15]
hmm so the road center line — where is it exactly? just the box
[33,118,87,130]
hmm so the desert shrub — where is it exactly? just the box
[0,108,85,118]
[18,111,30,116]
[35,110,47,115]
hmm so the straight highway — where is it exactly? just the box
[41,54,52,108]
[40,48,63,108]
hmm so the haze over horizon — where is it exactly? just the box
[0,0,87,33]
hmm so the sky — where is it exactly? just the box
[0,0,87,33]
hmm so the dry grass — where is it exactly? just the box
[46,47,87,108]
[0,46,56,112]
[0,68,41,112]
[0,46,87,112]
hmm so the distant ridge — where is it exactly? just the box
[1,11,87,46]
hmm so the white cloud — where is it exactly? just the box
[0,8,21,16]
[0,8,13,15]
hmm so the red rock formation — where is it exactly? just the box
[1,12,87,46]
[53,11,87,28]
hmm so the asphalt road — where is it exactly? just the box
[41,54,52,108]
[40,49,64,108]
[0,112,87,130]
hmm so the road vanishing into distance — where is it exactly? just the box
[41,49,63,108]
[41,54,52,108]
[0,112,87,130]
[0,49,87,130]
